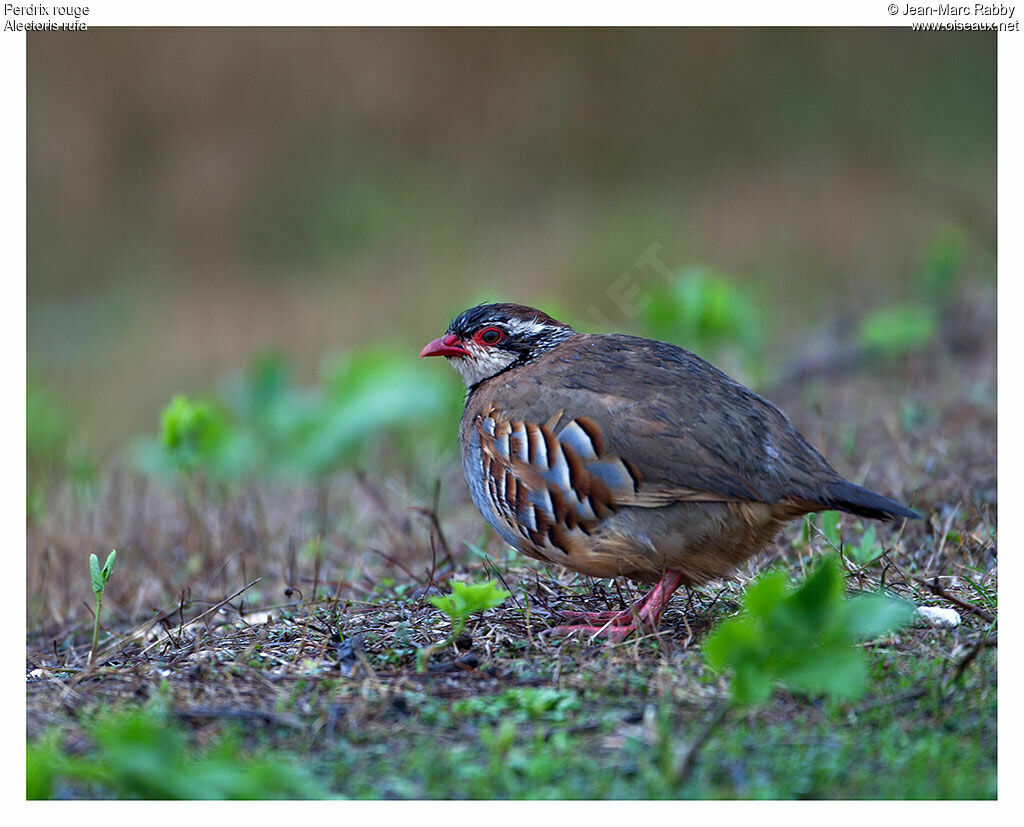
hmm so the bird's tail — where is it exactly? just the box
[818,478,922,522]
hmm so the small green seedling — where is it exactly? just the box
[89,549,117,664]
[417,579,510,673]
[703,555,913,705]
[845,523,884,567]
[811,512,883,567]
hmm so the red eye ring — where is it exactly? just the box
[474,326,506,346]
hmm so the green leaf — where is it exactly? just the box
[89,553,102,597]
[783,646,866,700]
[702,556,914,707]
[429,580,509,621]
[450,580,510,616]
[740,570,788,617]
[427,594,457,617]
[842,593,916,639]
[788,555,843,628]
[703,612,760,670]
[101,549,117,584]
[820,510,841,548]
[730,662,774,706]
[846,523,883,566]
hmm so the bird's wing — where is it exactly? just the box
[472,333,841,513]
[471,404,729,550]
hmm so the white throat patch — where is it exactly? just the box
[448,340,519,387]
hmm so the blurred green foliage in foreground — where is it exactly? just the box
[28,694,328,799]
[704,556,914,705]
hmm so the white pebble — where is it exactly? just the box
[915,606,962,628]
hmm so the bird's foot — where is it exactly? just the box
[546,617,652,643]
[549,598,662,641]
[546,571,685,643]
[557,608,637,625]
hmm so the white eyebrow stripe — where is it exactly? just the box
[504,318,550,338]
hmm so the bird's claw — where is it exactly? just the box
[546,622,640,643]
[557,608,635,625]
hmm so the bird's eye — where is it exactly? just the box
[475,326,506,346]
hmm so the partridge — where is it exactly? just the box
[421,303,920,641]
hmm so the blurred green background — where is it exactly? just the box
[27,28,995,459]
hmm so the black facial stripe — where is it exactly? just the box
[448,302,573,339]
[465,327,572,391]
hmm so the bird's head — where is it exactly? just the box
[420,303,576,388]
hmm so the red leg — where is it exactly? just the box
[548,571,685,642]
